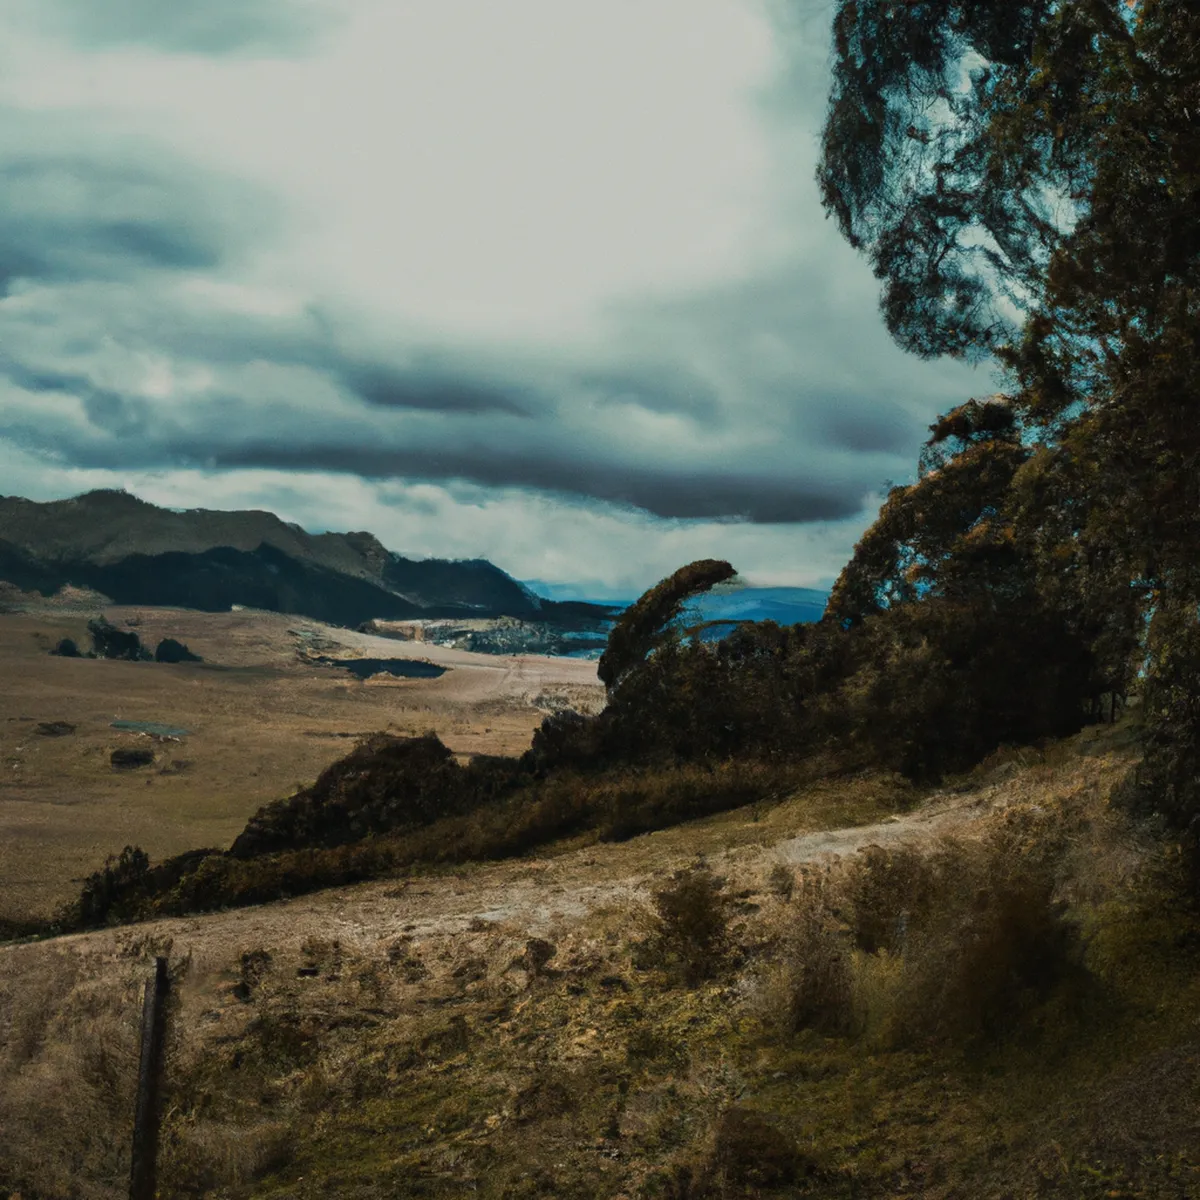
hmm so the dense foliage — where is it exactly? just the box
[818,0,1200,828]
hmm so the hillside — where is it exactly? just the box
[4,714,1198,1198]
[0,605,604,923]
[0,491,615,628]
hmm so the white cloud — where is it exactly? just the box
[0,0,991,594]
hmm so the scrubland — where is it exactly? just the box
[4,712,1197,1199]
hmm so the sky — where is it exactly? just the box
[0,0,990,599]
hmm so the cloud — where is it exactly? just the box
[13,0,338,56]
[338,358,538,418]
[0,248,982,524]
[0,0,994,594]
[0,113,273,297]
[0,438,864,597]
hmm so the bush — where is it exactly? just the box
[62,759,796,928]
[68,845,152,928]
[756,871,853,1035]
[111,747,155,770]
[756,834,1082,1048]
[891,843,1077,1046]
[155,637,202,663]
[229,733,525,857]
[843,837,1079,1048]
[88,616,150,661]
[644,865,730,987]
[704,1107,813,1190]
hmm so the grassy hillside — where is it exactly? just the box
[0,607,602,925]
[3,714,1198,1198]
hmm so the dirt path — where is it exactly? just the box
[2,754,1086,977]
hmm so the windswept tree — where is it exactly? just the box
[825,400,1095,777]
[597,559,736,697]
[827,397,1028,627]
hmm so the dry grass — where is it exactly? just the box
[0,607,602,921]
[0,942,146,1198]
[6,716,1199,1199]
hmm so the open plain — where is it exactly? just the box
[0,606,604,922]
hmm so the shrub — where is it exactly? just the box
[66,845,151,928]
[756,871,853,1035]
[756,834,1082,1048]
[704,1107,813,1190]
[228,733,526,858]
[842,837,1079,1048]
[645,865,730,987]
[892,844,1077,1046]
[111,747,155,770]
[88,616,150,661]
[154,637,202,663]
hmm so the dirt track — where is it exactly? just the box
[4,739,1135,980]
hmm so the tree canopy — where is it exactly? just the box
[819,0,1200,826]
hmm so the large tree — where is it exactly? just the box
[819,0,1200,822]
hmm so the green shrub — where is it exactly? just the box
[66,845,151,928]
[229,733,522,857]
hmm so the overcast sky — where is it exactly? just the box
[0,0,988,598]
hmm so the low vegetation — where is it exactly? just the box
[8,4,1200,1191]
[5,732,1198,1199]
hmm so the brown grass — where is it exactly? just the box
[7,713,1196,1199]
[0,607,602,921]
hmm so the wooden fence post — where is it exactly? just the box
[129,956,169,1200]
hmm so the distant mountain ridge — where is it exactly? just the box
[0,490,614,628]
[523,581,831,628]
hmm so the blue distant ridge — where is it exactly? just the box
[523,582,829,629]
[685,586,829,626]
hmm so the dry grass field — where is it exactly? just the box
[5,719,1194,1199]
[0,606,603,922]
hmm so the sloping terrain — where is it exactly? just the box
[0,607,603,922]
[5,716,1195,1199]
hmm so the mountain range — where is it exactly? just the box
[0,490,614,629]
[0,490,830,639]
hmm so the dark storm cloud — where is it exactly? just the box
[0,353,120,408]
[339,361,536,417]
[0,144,267,293]
[820,404,922,454]
[0,251,977,523]
[209,441,862,523]
[573,366,723,421]
[0,22,983,535]
[23,0,337,56]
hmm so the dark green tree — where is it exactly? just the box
[819,0,1200,817]
[597,559,736,697]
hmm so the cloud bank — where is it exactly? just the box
[0,0,988,595]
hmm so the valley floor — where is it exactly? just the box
[0,606,602,921]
